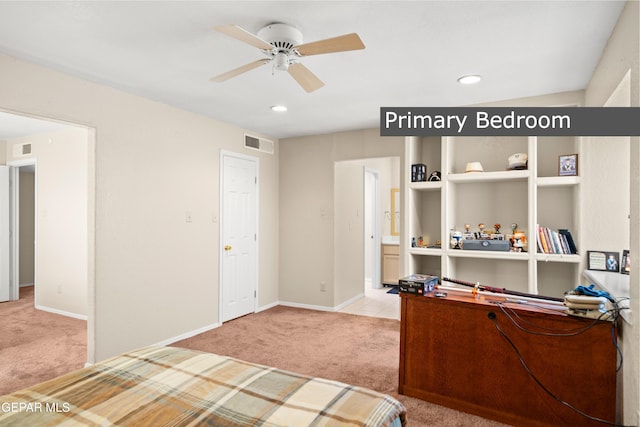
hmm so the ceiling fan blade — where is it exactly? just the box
[295,33,365,56]
[288,63,325,93]
[214,24,273,51]
[210,59,270,82]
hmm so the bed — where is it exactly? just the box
[0,346,406,426]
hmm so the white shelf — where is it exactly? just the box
[447,250,530,261]
[409,181,442,191]
[447,169,529,183]
[537,176,581,187]
[409,247,442,256]
[536,253,581,263]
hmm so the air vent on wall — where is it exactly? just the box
[13,142,32,157]
[244,134,274,154]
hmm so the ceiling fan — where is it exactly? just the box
[211,23,365,93]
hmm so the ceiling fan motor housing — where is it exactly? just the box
[257,23,303,53]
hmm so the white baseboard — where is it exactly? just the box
[278,293,364,313]
[256,301,279,313]
[19,283,34,288]
[35,304,87,321]
[334,293,364,311]
[154,322,221,347]
[278,300,337,312]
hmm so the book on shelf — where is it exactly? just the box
[558,229,578,254]
[536,225,578,255]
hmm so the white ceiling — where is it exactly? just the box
[0,1,627,140]
[0,111,69,140]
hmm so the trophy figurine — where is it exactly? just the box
[478,223,489,239]
[463,224,474,240]
[493,223,504,240]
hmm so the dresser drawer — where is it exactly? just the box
[382,244,399,255]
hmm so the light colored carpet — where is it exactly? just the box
[0,286,86,395]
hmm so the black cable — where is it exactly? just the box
[612,322,623,373]
[499,302,590,333]
[607,301,629,373]
[495,302,608,337]
[489,315,631,426]
[495,295,628,374]
[497,300,626,372]
[496,301,625,369]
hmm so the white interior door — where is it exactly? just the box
[364,168,381,289]
[220,152,257,322]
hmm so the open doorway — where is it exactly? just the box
[18,165,35,292]
[334,156,400,306]
[0,109,95,392]
[2,114,91,319]
[0,161,37,303]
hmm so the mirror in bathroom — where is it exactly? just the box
[391,188,400,236]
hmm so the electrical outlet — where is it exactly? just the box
[186,211,193,223]
[320,282,327,292]
[57,285,62,294]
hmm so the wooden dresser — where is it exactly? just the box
[399,292,617,427]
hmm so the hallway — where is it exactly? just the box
[339,286,400,319]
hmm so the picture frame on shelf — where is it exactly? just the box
[587,250,620,272]
[558,154,578,176]
[621,250,630,275]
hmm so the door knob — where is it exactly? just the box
[224,245,232,251]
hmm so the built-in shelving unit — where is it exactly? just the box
[403,135,583,298]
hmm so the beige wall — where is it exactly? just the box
[334,161,364,306]
[0,51,279,362]
[584,1,639,424]
[18,170,34,286]
[279,129,403,309]
[7,128,89,317]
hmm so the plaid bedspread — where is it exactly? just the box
[0,346,406,426]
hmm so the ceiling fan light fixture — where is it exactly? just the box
[271,105,288,112]
[457,74,482,85]
[274,52,289,71]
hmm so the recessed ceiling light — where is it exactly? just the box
[457,75,482,85]
[271,105,288,112]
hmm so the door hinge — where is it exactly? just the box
[255,176,257,184]
[254,290,257,298]
[254,233,257,241]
